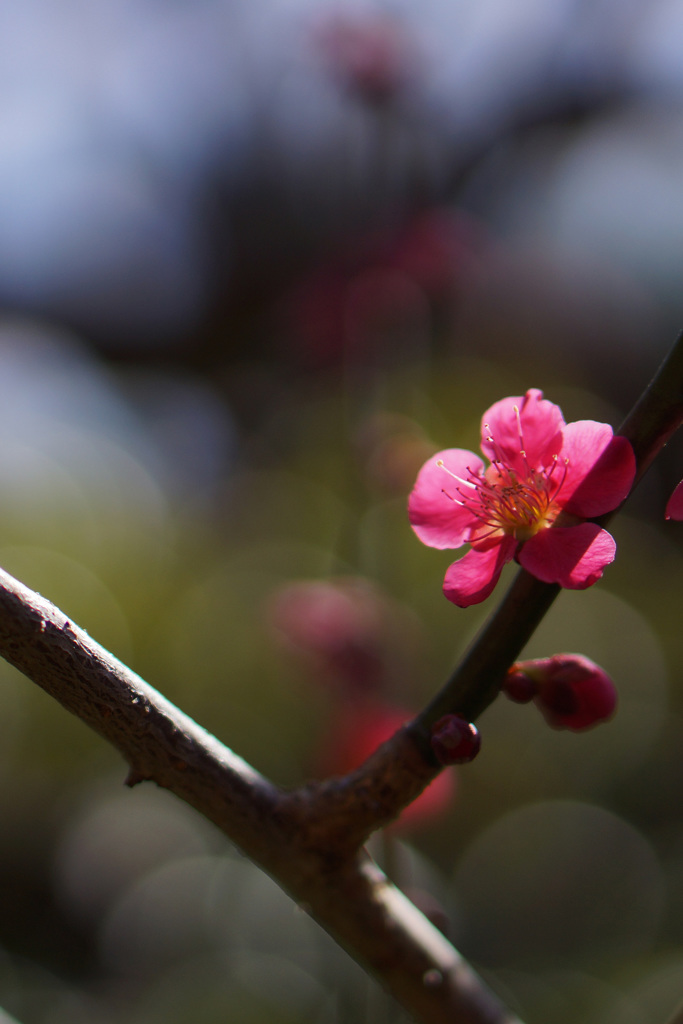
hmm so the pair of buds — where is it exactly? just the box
[431,654,616,765]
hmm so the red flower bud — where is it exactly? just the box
[502,669,537,704]
[509,654,617,731]
[431,714,481,765]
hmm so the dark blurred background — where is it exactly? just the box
[1,1,683,1022]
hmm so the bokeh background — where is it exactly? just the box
[1,1,683,1022]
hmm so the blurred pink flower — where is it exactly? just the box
[504,654,617,731]
[284,210,485,367]
[314,12,416,104]
[268,578,388,694]
[317,698,455,829]
[357,413,436,497]
[665,479,683,520]
[269,577,453,828]
[408,388,635,607]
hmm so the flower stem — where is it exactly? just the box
[415,573,560,733]
[608,327,683,499]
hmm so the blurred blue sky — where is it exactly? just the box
[0,0,680,355]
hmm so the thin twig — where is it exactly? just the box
[614,326,683,489]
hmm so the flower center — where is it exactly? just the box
[439,411,568,543]
[473,463,559,541]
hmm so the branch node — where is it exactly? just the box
[124,768,151,788]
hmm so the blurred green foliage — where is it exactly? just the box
[0,338,682,1024]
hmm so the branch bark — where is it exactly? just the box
[0,568,519,1024]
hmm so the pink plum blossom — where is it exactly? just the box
[504,654,617,731]
[665,480,683,520]
[408,389,635,607]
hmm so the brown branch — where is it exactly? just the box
[5,332,683,1022]
[614,325,683,489]
[665,1002,683,1024]
[0,567,520,1024]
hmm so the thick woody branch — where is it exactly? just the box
[0,569,285,873]
[0,567,519,1024]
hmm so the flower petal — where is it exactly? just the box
[558,422,635,517]
[480,389,564,473]
[408,448,483,549]
[666,479,683,520]
[443,536,516,607]
[518,523,616,589]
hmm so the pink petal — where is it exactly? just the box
[443,536,517,607]
[408,448,483,549]
[518,523,616,589]
[480,389,564,474]
[558,422,636,517]
[666,479,683,520]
